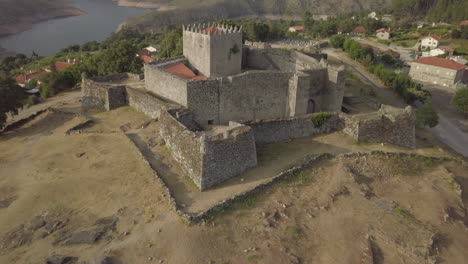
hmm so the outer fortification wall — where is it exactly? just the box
[127,88,179,119]
[81,74,127,110]
[159,109,257,190]
[343,105,416,148]
[244,113,344,144]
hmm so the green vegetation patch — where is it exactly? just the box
[311,112,333,128]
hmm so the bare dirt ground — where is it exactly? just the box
[0,100,467,264]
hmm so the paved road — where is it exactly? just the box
[322,47,468,157]
[428,114,468,157]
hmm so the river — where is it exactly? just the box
[0,0,150,56]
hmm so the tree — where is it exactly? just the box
[95,40,143,75]
[0,76,25,128]
[245,21,270,42]
[451,29,461,39]
[302,11,314,32]
[452,87,468,118]
[159,29,183,58]
[329,35,346,49]
[416,103,439,128]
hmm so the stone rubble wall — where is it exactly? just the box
[126,87,178,119]
[81,74,127,111]
[159,110,257,190]
[244,113,344,144]
[200,122,257,189]
[342,105,416,148]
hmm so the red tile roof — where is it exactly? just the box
[422,34,442,41]
[54,61,75,72]
[15,70,47,85]
[141,55,155,64]
[376,28,389,33]
[460,20,468,26]
[411,57,466,71]
[353,26,366,33]
[290,26,305,31]
[203,27,221,34]
[163,63,206,80]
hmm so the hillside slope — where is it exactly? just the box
[124,0,392,32]
[0,0,84,36]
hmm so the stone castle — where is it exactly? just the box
[82,24,415,190]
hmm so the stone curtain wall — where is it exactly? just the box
[144,59,190,106]
[159,110,257,190]
[159,109,206,188]
[81,74,127,110]
[245,113,344,144]
[126,88,179,119]
[343,105,416,148]
[201,122,257,189]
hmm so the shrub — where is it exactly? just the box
[416,103,439,128]
[311,112,333,127]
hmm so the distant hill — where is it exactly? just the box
[0,0,84,36]
[123,0,393,32]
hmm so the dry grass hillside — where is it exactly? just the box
[124,0,392,31]
[0,97,467,264]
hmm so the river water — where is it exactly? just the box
[0,0,150,56]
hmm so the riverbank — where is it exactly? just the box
[113,0,174,10]
[0,7,85,37]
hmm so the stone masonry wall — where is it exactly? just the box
[159,109,205,188]
[201,122,257,189]
[159,109,258,190]
[245,113,344,144]
[126,87,179,119]
[343,105,416,148]
[81,74,127,110]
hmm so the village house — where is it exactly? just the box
[409,57,467,87]
[460,20,468,26]
[367,12,378,20]
[421,35,442,49]
[353,26,366,36]
[422,47,454,57]
[376,28,390,40]
[288,26,305,33]
[15,59,79,86]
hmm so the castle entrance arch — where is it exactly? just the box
[307,99,316,113]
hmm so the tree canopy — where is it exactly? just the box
[0,76,25,128]
[452,87,468,118]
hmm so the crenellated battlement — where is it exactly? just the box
[183,23,242,35]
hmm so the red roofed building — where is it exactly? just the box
[141,55,155,64]
[376,28,390,40]
[288,26,305,33]
[460,20,468,26]
[353,26,366,35]
[163,63,206,80]
[409,57,467,87]
[421,35,442,49]
[15,70,47,87]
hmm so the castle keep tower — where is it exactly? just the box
[183,24,243,78]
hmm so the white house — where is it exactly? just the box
[144,46,158,54]
[381,14,393,22]
[421,35,441,49]
[422,47,454,57]
[376,28,390,40]
[368,12,378,20]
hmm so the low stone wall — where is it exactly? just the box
[245,113,344,144]
[343,105,416,148]
[126,88,178,119]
